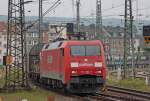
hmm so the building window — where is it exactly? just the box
[32,33,38,37]
[119,40,121,45]
[4,36,7,40]
[35,33,38,37]
[34,40,37,45]
[33,33,35,37]
[4,44,6,48]
[30,33,33,37]
[4,52,6,55]
[28,40,32,45]
[134,40,136,44]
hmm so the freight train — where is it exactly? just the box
[29,40,106,93]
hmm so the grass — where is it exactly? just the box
[0,67,55,101]
[0,88,55,101]
[0,68,5,88]
[107,74,150,92]
[0,67,149,100]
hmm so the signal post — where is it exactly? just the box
[143,26,150,85]
[144,45,150,85]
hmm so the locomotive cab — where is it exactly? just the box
[66,40,106,93]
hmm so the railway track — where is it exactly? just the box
[30,81,121,101]
[93,92,147,101]
[87,86,150,101]
[31,80,150,101]
[107,85,150,100]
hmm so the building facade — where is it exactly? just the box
[48,24,67,42]
[109,36,141,65]
[0,22,7,65]
[26,23,49,53]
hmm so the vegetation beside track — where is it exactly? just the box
[0,88,55,101]
[107,75,150,92]
[0,67,5,87]
[0,67,55,101]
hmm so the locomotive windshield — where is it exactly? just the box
[71,46,100,56]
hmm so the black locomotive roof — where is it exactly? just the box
[29,43,45,56]
[43,41,63,50]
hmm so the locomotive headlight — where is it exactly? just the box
[72,70,77,74]
[71,62,79,67]
[97,71,101,74]
[94,62,102,67]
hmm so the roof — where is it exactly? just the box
[43,40,103,50]
[29,43,45,56]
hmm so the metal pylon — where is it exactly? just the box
[96,0,103,40]
[123,0,135,78]
[76,0,80,32]
[39,0,43,43]
[5,0,28,90]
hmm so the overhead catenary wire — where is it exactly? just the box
[72,0,75,19]
[25,0,150,28]
[77,0,139,19]
[25,0,61,30]
[102,0,136,12]
[43,0,61,16]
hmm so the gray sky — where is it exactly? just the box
[0,0,150,20]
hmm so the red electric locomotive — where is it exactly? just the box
[29,40,106,93]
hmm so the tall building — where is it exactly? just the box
[26,28,39,53]
[0,22,7,65]
[48,24,67,41]
[26,23,49,53]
